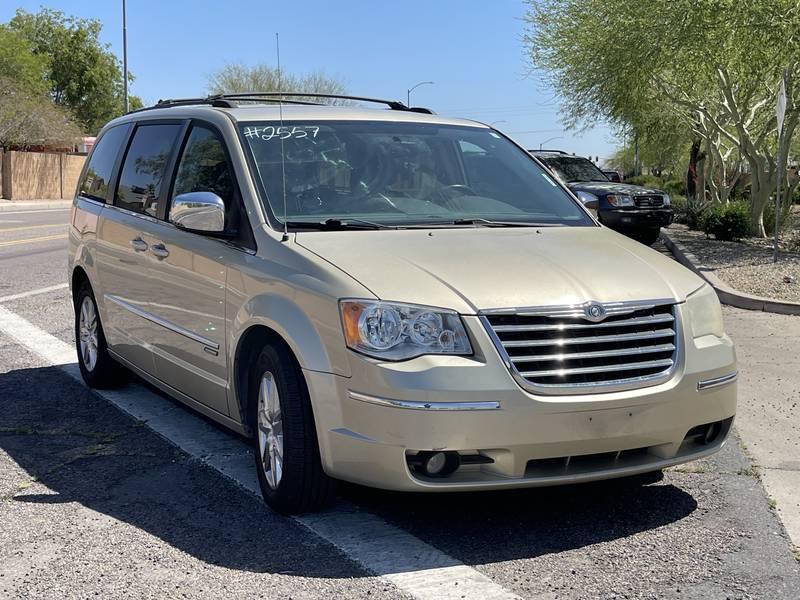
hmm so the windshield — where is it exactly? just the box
[540,156,610,184]
[240,120,593,229]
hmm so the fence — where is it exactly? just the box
[0,150,86,201]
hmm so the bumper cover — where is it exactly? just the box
[304,314,737,492]
[601,208,673,229]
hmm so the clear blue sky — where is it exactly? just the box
[2,0,619,161]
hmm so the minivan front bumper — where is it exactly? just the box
[305,313,737,491]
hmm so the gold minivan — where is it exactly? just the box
[68,94,737,514]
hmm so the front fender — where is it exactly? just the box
[231,293,351,378]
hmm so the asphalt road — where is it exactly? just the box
[1,209,799,599]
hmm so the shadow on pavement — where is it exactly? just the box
[0,365,697,576]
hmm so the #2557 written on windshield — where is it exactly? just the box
[244,126,320,141]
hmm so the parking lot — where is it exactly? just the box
[1,207,800,599]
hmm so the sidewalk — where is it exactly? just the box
[0,199,72,212]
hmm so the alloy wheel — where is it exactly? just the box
[257,371,284,489]
[78,296,99,372]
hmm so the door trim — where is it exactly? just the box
[104,293,220,350]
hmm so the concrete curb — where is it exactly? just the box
[0,200,72,212]
[661,229,800,316]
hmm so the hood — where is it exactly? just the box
[295,226,703,314]
[567,181,666,197]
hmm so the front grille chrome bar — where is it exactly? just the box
[513,343,676,363]
[520,358,675,379]
[500,328,675,348]
[491,312,674,333]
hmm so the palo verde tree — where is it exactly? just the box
[525,0,800,236]
[8,8,142,134]
[208,63,348,103]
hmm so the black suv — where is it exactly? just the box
[531,151,673,245]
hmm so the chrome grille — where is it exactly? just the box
[482,301,678,393]
[634,195,664,208]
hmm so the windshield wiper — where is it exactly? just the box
[449,218,563,227]
[285,218,396,231]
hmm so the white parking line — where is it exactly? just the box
[0,283,69,303]
[0,304,521,600]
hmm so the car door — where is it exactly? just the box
[95,120,184,375]
[138,122,253,416]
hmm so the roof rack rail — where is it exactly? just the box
[529,148,569,154]
[127,92,435,115]
[213,92,434,113]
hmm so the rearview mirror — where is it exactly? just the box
[170,192,225,233]
[576,191,599,211]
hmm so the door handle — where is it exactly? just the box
[130,238,148,252]
[150,243,170,259]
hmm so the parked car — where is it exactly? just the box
[531,150,672,245]
[603,169,622,183]
[68,95,737,514]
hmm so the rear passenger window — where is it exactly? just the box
[116,124,181,216]
[78,124,129,202]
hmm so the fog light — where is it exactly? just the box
[414,451,461,478]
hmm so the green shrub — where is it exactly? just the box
[625,174,664,190]
[686,195,710,230]
[703,202,750,241]
[663,179,685,197]
[670,195,688,224]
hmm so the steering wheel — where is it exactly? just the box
[427,184,480,209]
[438,184,479,198]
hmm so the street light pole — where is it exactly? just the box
[407,81,434,107]
[538,135,563,150]
[122,0,128,113]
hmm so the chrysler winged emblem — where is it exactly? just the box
[584,302,606,322]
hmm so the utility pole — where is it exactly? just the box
[122,0,129,113]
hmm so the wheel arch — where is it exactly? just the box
[233,324,307,436]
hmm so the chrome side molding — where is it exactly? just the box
[697,371,738,391]
[104,294,220,350]
[347,391,501,411]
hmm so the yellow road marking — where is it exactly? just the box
[0,223,67,233]
[0,234,67,247]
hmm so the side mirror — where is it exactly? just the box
[170,192,225,233]
[576,191,599,211]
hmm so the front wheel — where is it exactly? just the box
[73,281,127,388]
[251,343,336,514]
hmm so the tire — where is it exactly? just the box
[633,228,661,246]
[73,280,128,389]
[250,343,336,514]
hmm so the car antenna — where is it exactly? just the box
[276,32,289,242]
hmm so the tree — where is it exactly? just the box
[0,26,48,96]
[208,63,347,103]
[525,0,800,236]
[8,8,141,134]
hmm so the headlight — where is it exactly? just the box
[685,284,724,338]
[607,194,634,207]
[340,300,472,360]
[663,194,671,206]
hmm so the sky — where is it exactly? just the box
[1,1,619,161]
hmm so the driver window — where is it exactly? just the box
[172,125,239,232]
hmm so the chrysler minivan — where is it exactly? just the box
[68,94,737,514]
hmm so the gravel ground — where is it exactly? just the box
[665,224,800,302]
